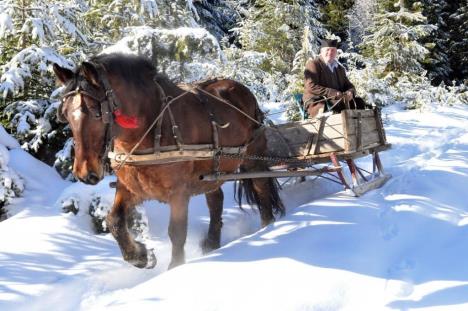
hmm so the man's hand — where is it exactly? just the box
[344,89,354,101]
[333,90,343,99]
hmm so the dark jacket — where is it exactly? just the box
[303,56,355,106]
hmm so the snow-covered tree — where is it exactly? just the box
[84,0,199,44]
[0,126,24,221]
[319,0,355,43]
[193,0,246,43]
[0,0,92,173]
[0,0,90,99]
[359,0,434,82]
[418,0,452,85]
[347,0,377,46]
[448,2,468,83]
[236,0,323,74]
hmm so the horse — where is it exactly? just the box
[53,53,285,269]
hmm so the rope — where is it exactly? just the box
[303,95,336,107]
[194,86,262,126]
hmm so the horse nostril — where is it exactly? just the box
[86,172,100,185]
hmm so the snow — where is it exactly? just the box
[1,103,468,310]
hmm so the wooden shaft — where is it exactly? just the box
[199,167,341,181]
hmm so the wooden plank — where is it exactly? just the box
[356,113,362,150]
[345,117,378,134]
[313,117,326,154]
[268,121,345,142]
[346,131,381,152]
[273,113,344,130]
[374,108,387,145]
[344,109,375,119]
[266,109,389,158]
[342,110,351,152]
[200,166,342,181]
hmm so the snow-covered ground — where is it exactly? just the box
[1,103,468,310]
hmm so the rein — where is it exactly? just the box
[60,63,123,171]
[113,90,192,171]
[61,65,264,172]
[113,84,263,171]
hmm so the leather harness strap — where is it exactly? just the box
[61,63,263,169]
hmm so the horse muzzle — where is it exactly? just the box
[82,172,101,185]
[76,170,103,185]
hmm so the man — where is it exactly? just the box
[303,39,365,119]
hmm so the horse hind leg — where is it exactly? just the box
[201,187,224,254]
[167,193,190,269]
[107,185,156,269]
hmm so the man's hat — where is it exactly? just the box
[320,39,339,49]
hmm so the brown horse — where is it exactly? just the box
[53,53,284,269]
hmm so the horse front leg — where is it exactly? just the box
[201,187,223,253]
[106,183,156,269]
[168,193,190,269]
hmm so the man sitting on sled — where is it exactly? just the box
[303,39,366,119]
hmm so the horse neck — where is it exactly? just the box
[108,77,159,150]
[154,74,185,99]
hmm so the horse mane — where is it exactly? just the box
[90,53,157,90]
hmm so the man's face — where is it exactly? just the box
[320,47,337,64]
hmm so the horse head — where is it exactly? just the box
[53,62,111,185]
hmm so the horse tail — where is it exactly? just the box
[234,165,285,224]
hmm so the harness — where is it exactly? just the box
[60,64,119,169]
[59,64,263,173]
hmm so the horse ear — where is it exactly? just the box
[53,64,74,86]
[80,61,101,87]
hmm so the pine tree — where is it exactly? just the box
[319,0,355,43]
[0,0,90,99]
[236,0,323,74]
[418,0,453,85]
[347,0,377,46]
[84,0,200,45]
[0,0,91,170]
[448,2,468,82]
[359,0,434,82]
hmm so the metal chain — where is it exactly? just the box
[217,151,319,167]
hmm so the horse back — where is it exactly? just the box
[166,78,262,148]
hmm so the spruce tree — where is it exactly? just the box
[419,0,453,85]
[359,0,434,82]
[0,0,90,170]
[319,0,355,43]
[448,2,468,82]
[84,0,197,44]
[237,0,323,74]
[347,0,377,46]
[0,0,90,99]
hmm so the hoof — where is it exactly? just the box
[125,243,157,269]
[145,248,157,269]
[261,217,275,228]
[201,237,220,254]
[168,256,185,270]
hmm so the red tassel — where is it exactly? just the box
[113,109,139,129]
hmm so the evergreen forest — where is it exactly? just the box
[0,0,467,177]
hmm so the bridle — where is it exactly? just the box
[58,62,264,173]
[58,63,120,170]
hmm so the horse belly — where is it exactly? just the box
[117,159,240,202]
[117,164,191,202]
